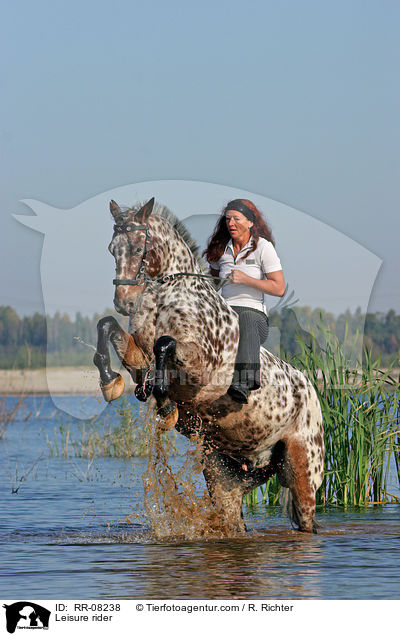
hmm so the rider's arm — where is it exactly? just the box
[229,269,285,297]
[229,239,285,296]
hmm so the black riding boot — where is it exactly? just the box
[227,363,260,404]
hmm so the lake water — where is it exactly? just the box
[1,396,399,600]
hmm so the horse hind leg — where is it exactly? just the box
[202,448,279,535]
[202,450,248,534]
[152,335,179,431]
[278,437,319,533]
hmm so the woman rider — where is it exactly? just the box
[203,199,285,403]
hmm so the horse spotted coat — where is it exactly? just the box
[94,198,324,533]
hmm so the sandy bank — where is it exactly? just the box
[1,365,398,396]
[0,367,134,395]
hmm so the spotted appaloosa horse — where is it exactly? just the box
[94,198,324,533]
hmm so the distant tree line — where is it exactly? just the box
[0,305,399,369]
[0,306,127,368]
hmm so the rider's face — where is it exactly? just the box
[225,210,253,242]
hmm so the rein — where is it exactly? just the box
[112,219,227,289]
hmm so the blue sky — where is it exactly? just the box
[1,0,399,316]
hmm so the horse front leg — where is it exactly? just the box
[152,335,179,431]
[94,316,149,402]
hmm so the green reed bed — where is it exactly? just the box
[47,397,177,459]
[246,325,400,507]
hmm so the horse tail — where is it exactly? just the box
[281,488,300,530]
[281,487,322,533]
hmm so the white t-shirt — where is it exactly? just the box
[211,237,282,313]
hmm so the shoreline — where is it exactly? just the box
[1,365,398,396]
[0,367,135,396]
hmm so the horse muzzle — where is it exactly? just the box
[113,285,144,315]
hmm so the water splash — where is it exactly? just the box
[142,414,235,540]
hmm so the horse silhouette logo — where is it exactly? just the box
[3,602,51,633]
[14,180,381,418]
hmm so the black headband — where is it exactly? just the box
[225,200,255,222]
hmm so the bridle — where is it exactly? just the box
[112,220,151,287]
[111,218,227,289]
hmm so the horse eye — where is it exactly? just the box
[135,247,142,254]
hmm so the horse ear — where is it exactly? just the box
[134,197,155,224]
[110,200,121,218]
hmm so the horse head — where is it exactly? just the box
[108,197,201,315]
[108,197,158,315]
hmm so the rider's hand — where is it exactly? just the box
[229,269,252,285]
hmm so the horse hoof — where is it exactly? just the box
[157,401,179,431]
[101,374,125,402]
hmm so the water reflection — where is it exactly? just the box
[1,396,400,600]
[2,511,400,600]
[135,532,324,599]
[67,521,326,600]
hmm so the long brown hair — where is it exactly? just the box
[203,199,275,264]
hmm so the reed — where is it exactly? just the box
[245,323,400,507]
[47,397,178,459]
[0,395,26,440]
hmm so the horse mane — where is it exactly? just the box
[129,200,207,272]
